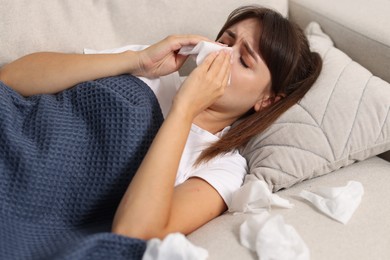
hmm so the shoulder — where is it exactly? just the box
[191,150,248,206]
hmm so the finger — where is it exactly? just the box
[208,50,230,77]
[221,59,231,86]
[170,34,212,51]
[217,51,232,82]
[202,51,230,88]
[197,51,220,72]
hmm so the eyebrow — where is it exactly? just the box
[225,29,259,62]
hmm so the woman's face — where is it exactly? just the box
[212,18,272,120]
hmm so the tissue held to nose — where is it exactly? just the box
[178,41,233,84]
[178,41,233,65]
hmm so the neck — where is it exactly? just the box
[193,109,237,134]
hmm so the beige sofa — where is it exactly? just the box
[1,0,389,259]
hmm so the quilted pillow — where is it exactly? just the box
[240,22,390,192]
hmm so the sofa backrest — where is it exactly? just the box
[0,0,287,68]
[289,0,390,83]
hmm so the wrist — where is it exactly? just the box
[168,103,195,126]
[121,50,144,76]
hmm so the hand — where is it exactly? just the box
[134,35,210,78]
[171,50,232,120]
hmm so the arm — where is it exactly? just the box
[112,49,232,240]
[0,35,209,96]
[0,52,138,96]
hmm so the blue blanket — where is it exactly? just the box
[0,75,164,259]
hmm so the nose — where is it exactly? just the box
[229,45,241,65]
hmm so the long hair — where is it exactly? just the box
[196,5,322,164]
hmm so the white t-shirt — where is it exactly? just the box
[175,124,247,205]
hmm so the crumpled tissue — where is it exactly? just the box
[299,180,364,224]
[179,41,233,85]
[142,233,208,260]
[228,176,294,213]
[240,211,310,260]
[178,41,232,65]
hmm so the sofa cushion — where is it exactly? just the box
[0,0,287,68]
[289,0,390,83]
[240,22,390,191]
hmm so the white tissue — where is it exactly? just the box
[299,181,364,224]
[240,212,310,260]
[142,233,208,260]
[178,41,232,65]
[179,41,232,85]
[228,178,294,213]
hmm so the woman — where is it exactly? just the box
[0,6,321,240]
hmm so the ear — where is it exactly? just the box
[254,94,284,112]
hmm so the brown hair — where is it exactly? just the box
[196,5,322,164]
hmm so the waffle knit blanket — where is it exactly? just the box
[0,75,164,259]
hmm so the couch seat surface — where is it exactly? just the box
[188,156,390,260]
